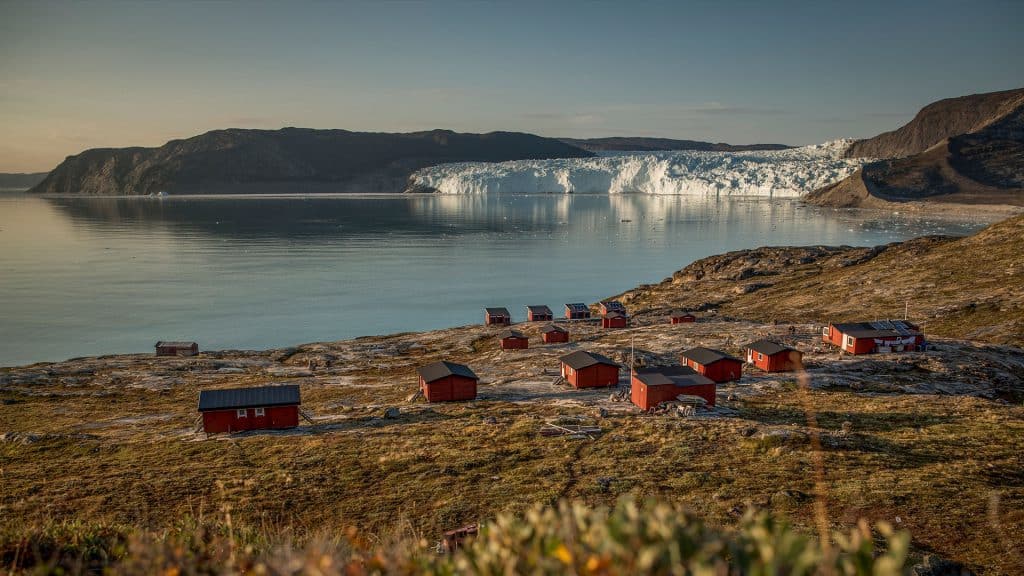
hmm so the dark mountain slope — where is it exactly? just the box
[29,128,594,195]
[0,173,48,190]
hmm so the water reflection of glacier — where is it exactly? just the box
[411,140,865,196]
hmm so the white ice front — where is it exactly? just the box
[410,139,865,196]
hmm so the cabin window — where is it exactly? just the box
[757,353,764,361]
[255,407,265,417]
[846,335,854,347]
[236,409,247,418]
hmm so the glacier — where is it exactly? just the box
[409,139,865,196]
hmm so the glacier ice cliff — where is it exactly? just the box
[409,139,866,196]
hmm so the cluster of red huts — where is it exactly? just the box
[190,316,923,434]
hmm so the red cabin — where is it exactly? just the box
[631,366,717,410]
[499,329,529,350]
[601,311,628,329]
[559,351,620,389]
[417,361,479,402]
[540,324,569,344]
[669,311,696,324]
[484,307,511,326]
[565,303,591,320]
[823,321,924,355]
[745,340,803,372]
[156,341,198,357]
[197,384,300,433]
[679,347,743,383]
[526,305,553,322]
[599,300,627,316]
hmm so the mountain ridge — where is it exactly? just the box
[558,136,791,153]
[29,128,594,195]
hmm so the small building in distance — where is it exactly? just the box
[484,307,512,326]
[156,341,199,357]
[631,365,716,410]
[745,339,803,372]
[559,351,620,389]
[601,311,629,329]
[823,321,924,355]
[669,311,697,324]
[198,384,300,433]
[565,303,591,320]
[680,347,743,383]
[540,324,569,344]
[499,329,529,350]
[417,361,479,402]
[599,300,627,316]
[526,305,553,322]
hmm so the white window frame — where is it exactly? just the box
[236,409,247,418]
[846,335,854,347]
[255,407,265,417]
[757,353,764,361]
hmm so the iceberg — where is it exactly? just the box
[409,139,865,196]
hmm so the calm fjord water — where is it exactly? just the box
[0,194,990,366]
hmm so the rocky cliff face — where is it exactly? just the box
[807,88,1024,207]
[29,128,594,195]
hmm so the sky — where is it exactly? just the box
[1,0,1023,172]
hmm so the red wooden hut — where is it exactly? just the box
[484,307,511,326]
[601,311,628,329]
[526,305,553,322]
[599,300,627,316]
[822,321,924,355]
[668,311,696,324]
[559,351,620,389]
[679,347,743,383]
[417,361,479,402]
[564,303,591,320]
[745,340,803,372]
[197,384,300,433]
[156,341,199,357]
[540,324,569,344]
[631,366,716,410]
[499,329,529,350]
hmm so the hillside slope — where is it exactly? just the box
[0,172,48,190]
[559,136,790,153]
[618,214,1024,346]
[29,128,594,195]
[807,88,1024,207]
[844,88,1024,159]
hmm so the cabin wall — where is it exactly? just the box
[630,379,716,410]
[201,405,298,433]
[500,337,529,350]
[684,358,742,383]
[542,331,569,343]
[602,316,627,329]
[566,364,619,388]
[421,375,478,402]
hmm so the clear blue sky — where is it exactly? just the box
[2,0,1022,171]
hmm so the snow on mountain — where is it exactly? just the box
[409,139,865,195]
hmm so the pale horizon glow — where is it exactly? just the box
[1,0,1023,172]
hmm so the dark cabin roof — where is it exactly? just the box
[669,310,695,317]
[832,321,921,339]
[485,307,511,317]
[417,361,479,383]
[198,384,300,412]
[604,311,627,319]
[526,305,552,315]
[746,339,798,356]
[541,324,568,334]
[680,347,741,366]
[560,350,618,370]
[633,365,714,387]
[565,303,589,311]
[601,300,626,311]
[156,341,197,348]
[498,329,527,340]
